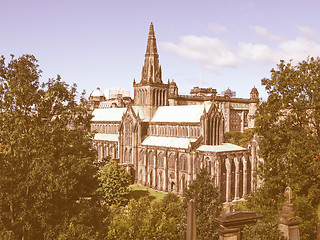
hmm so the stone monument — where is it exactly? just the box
[277,186,301,240]
[215,211,261,240]
[186,199,197,240]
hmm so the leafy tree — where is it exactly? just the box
[107,193,183,240]
[57,199,110,240]
[98,160,132,206]
[224,128,254,147]
[144,193,183,239]
[0,55,98,239]
[180,168,223,240]
[248,57,320,239]
[241,220,286,240]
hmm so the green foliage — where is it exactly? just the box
[107,193,183,240]
[293,195,318,240]
[248,57,320,239]
[57,200,110,240]
[241,220,287,240]
[0,55,98,239]
[98,160,132,206]
[181,168,223,240]
[224,128,254,147]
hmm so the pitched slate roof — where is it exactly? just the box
[196,143,246,153]
[132,106,147,121]
[92,108,127,122]
[151,104,211,123]
[94,133,119,141]
[141,136,197,149]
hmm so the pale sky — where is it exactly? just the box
[1,0,320,99]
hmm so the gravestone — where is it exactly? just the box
[277,187,301,240]
[215,211,261,240]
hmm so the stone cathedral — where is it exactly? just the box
[90,22,262,202]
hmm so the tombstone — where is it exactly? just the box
[277,186,301,240]
[186,199,197,240]
[215,211,262,240]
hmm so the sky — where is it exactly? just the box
[1,0,320,100]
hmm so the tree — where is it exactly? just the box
[248,57,320,239]
[181,168,223,240]
[224,128,254,147]
[0,55,98,239]
[57,199,110,240]
[107,193,183,240]
[241,220,286,240]
[144,193,183,240]
[98,160,132,206]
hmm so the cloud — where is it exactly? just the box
[162,35,239,73]
[296,25,317,38]
[208,23,228,33]
[253,26,283,42]
[238,42,279,63]
[161,26,320,73]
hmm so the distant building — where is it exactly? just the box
[107,88,130,99]
[89,22,261,202]
[221,88,236,98]
[89,87,132,109]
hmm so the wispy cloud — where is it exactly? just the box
[208,23,228,33]
[253,26,283,42]
[162,35,239,72]
[296,25,317,38]
[161,26,320,73]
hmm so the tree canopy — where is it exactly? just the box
[0,55,98,239]
[107,193,183,240]
[224,128,254,147]
[98,160,132,206]
[247,57,320,239]
[181,168,223,240]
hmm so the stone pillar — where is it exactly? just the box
[215,160,220,188]
[153,151,157,188]
[164,152,168,192]
[226,158,232,202]
[193,154,198,180]
[175,153,179,193]
[186,199,197,240]
[234,156,240,200]
[144,149,148,186]
[188,154,192,183]
[241,111,245,132]
[217,157,221,190]
[251,146,256,192]
[243,155,247,198]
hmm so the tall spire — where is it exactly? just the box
[140,21,162,84]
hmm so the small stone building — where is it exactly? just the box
[90,22,261,202]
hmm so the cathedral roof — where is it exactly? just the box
[94,133,118,141]
[91,104,213,123]
[141,136,197,149]
[92,108,127,122]
[151,104,211,123]
[132,106,147,121]
[196,143,246,152]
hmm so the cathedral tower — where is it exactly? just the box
[134,22,169,120]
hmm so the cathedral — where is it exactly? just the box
[89,22,262,202]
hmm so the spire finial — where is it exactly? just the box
[140,21,162,84]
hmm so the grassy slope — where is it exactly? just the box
[129,185,166,202]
